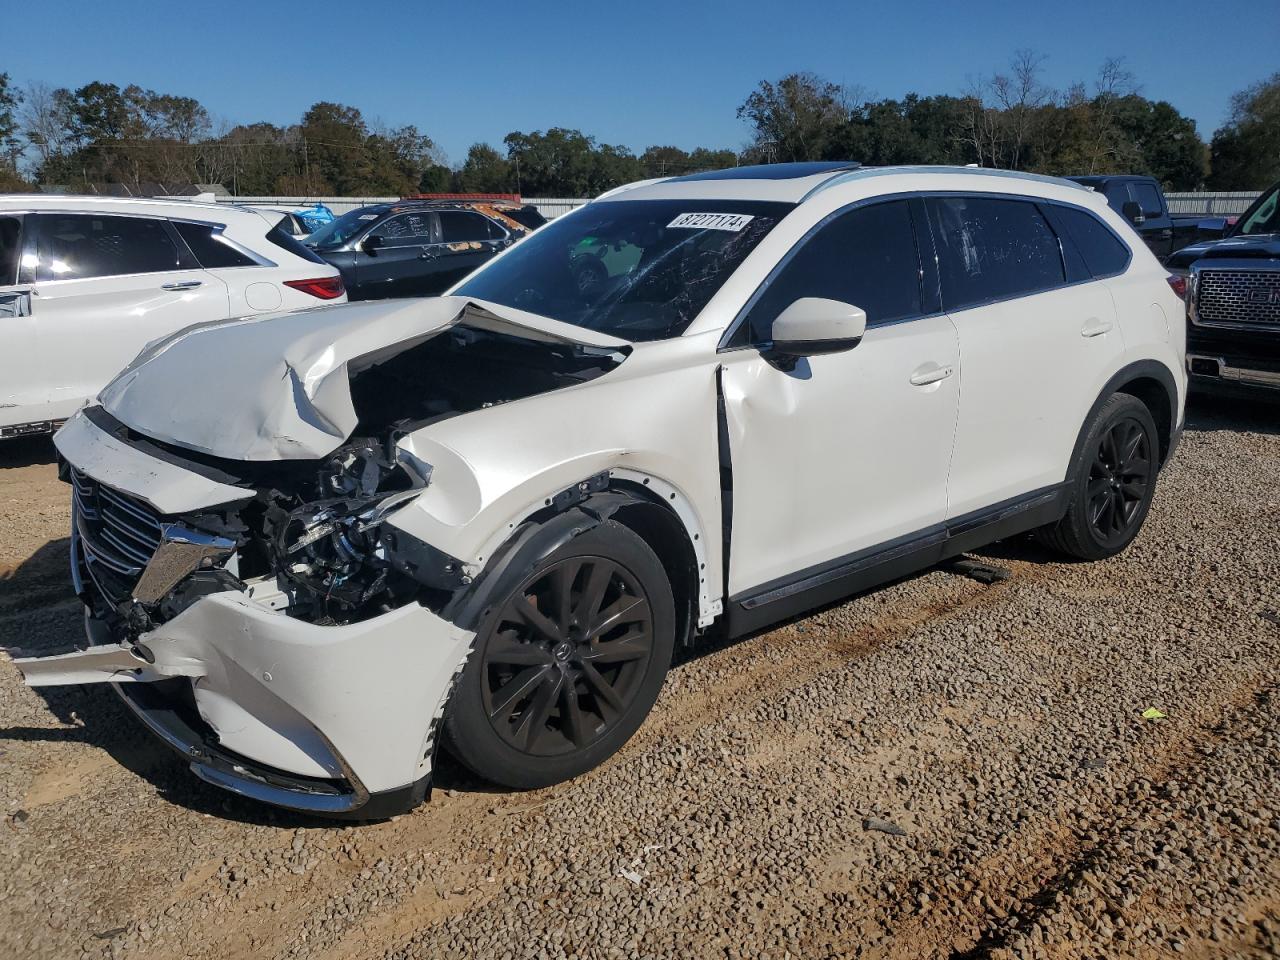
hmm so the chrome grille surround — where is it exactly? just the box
[1191,263,1280,331]
[71,468,164,607]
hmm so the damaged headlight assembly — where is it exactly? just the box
[262,439,437,621]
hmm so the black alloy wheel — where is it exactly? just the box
[444,519,676,790]
[1037,392,1160,561]
[481,555,655,757]
[1086,416,1153,547]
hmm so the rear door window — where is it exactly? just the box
[438,211,493,243]
[926,196,1066,311]
[34,214,184,280]
[744,199,922,343]
[172,221,257,268]
[0,216,21,285]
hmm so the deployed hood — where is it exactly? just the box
[99,296,628,462]
[1167,233,1280,270]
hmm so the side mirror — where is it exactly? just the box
[1196,216,1228,239]
[768,297,867,362]
[1121,200,1145,225]
[361,234,384,254]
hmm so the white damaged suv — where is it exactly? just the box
[16,164,1186,817]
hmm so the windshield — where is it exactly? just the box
[1236,183,1280,236]
[305,207,382,250]
[455,199,791,341]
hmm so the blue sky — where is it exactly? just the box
[5,0,1277,164]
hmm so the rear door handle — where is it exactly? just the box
[161,280,203,291]
[1081,317,1114,338]
[909,363,955,387]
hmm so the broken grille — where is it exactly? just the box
[72,468,164,606]
[1195,269,1280,328]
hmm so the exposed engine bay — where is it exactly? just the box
[88,323,627,634]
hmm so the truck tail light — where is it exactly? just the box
[284,276,345,300]
[1166,274,1187,299]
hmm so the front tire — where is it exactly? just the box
[444,520,675,789]
[1037,393,1159,561]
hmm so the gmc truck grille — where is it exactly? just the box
[72,468,164,606]
[1196,269,1280,328]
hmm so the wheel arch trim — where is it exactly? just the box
[1068,359,1181,479]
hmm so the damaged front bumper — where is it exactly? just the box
[18,587,473,818]
[13,409,475,818]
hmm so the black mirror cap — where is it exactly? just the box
[1121,200,1145,224]
[769,335,864,358]
[361,234,384,253]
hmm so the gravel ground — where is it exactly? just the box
[1,394,1278,960]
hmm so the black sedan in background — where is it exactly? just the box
[306,197,545,300]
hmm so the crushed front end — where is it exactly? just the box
[16,408,474,818]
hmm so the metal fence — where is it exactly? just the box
[224,191,1259,220]
[224,195,590,219]
[1164,192,1260,217]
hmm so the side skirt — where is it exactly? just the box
[724,484,1068,638]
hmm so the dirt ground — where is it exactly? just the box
[1,395,1278,960]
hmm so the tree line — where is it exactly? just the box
[0,56,1276,198]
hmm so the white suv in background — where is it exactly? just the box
[17,164,1185,818]
[0,196,346,438]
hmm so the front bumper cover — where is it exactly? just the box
[16,593,474,817]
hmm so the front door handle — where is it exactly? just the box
[909,363,955,387]
[161,280,203,291]
[1081,317,1114,338]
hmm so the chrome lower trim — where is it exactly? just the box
[1187,354,1280,389]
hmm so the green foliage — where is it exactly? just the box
[1209,73,1280,190]
[0,60,1268,197]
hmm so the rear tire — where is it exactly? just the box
[1037,393,1159,561]
[444,520,675,790]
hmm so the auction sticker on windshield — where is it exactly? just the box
[667,212,755,232]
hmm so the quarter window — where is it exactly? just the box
[927,197,1065,311]
[372,213,434,247]
[35,214,183,280]
[439,211,492,243]
[744,200,922,343]
[173,221,257,268]
[1053,206,1131,278]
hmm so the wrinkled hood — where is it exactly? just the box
[99,296,628,461]
[1167,233,1280,269]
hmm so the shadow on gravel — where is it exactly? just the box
[1185,393,1280,437]
[0,434,58,468]
[0,537,73,626]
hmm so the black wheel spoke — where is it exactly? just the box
[486,632,554,667]
[580,660,624,719]
[512,672,563,751]
[514,595,563,644]
[574,560,613,626]
[488,666,551,723]
[586,595,650,640]
[560,681,588,748]
[582,628,652,664]
[549,560,579,632]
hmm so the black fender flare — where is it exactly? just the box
[1066,359,1180,483]
[442,490,653,633]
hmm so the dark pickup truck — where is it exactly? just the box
[1167,179,1280,398]
[1067,175,1206,262]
